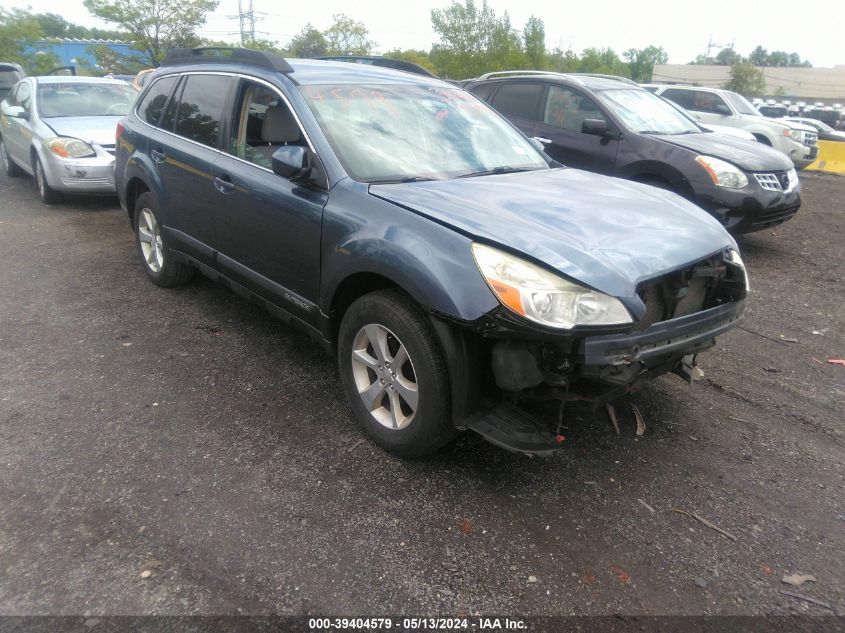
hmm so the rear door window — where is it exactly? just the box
[490,83,543,122]
[173,74,233,148]
[137,75,178,127]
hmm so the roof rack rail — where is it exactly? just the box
[476,70,566,80]
[161,47,294,74]
[568,73,638,86]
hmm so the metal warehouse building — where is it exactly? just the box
[24,38,137,70]
[651,64,845,103]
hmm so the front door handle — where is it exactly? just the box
[213,174,235,194]
[532,137,552,144]
[151,148,166,163]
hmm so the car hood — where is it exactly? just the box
[657,132,793,171]
[41,116,121,146]
[369,168,735,299]
[700,123,755,141]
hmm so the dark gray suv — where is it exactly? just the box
[114,48,747,456]
[465,72,802,233]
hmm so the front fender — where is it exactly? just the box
[320,181,498,321]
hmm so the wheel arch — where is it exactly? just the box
[618,160,695,198]
[124,177,150,227]
[326,268,487,426]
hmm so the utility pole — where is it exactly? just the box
[237,0,256,45]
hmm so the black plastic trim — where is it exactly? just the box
[582,300,744,365]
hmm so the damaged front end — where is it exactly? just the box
[460,251,747,455]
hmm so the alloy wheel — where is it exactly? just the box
[350,323,419,430]
[138,208,164,273]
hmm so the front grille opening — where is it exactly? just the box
[633,254,745,331]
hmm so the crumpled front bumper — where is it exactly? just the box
[42,147,115,193]
[582,300,744,366]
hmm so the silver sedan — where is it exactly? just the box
[0,76,137,204]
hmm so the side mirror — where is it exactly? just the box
[714,104,731,116]
[581,118,609,137]
[271,145,310,180]
[3,105,27,119]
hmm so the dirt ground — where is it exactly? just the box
[0,168,842,619]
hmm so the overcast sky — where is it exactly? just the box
[21,0,845,68]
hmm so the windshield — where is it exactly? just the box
[723,91,760,116]
[597,88,700,135]
[300,84,548,182]
[37,82,138,118]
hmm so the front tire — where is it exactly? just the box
[1,140,24,177]
[134,191,195,287]
[34,156,62,204]
[338,290,457,457]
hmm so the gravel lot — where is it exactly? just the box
[0,169,842,618]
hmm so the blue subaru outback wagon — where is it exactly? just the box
[115,48,747,456]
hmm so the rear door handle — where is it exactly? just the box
[532,137,551,144]
[151,148,166,163]
[213,174,235,194]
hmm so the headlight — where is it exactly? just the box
[471,243,632,329]
[725,248,750,292]
[789,129,803,142]
[46,137,96,159]
[695,156,748,188]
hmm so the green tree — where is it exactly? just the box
[747,45,768,66]
[324,14,374,55]
[724,62,766,97]
[35,12,128,40]
[522,15,546,69]
[579,47,626,75]
[0,9,61,74]
[430,0,528,78]
[714,47,741,66]
[624,45,668,81]
[546,47,579,73]
[383,49,437,74]
[88,43,145,74]
[82,0,219,67]
[285,23,327,57]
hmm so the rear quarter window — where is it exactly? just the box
[468,83,497,102]
[136,75,178,126]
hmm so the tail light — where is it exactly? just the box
[116,119,125,143]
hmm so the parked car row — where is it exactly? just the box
[1,49,775,457]
[752,98,844,130]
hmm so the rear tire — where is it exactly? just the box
[0,140,23,177]
[34,156,62,204]
[338,290,457,457]
[134,191,195,287]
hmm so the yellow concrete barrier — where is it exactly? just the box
[805,140,845,174]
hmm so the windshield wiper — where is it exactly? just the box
[369,176,437,184]
[457,166,538,178]
[639,130,667,135]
